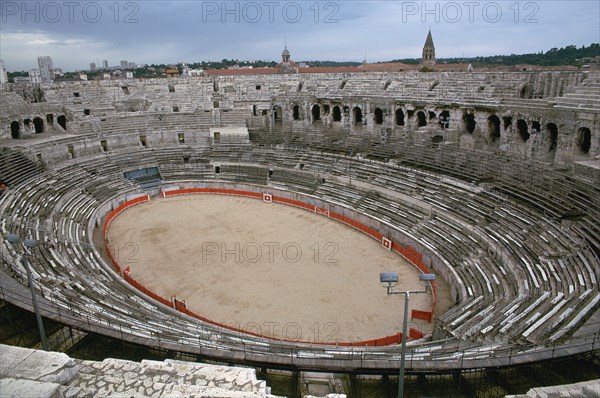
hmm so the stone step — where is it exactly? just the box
[71,357,277,397]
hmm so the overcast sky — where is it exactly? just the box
[1,0,599,71]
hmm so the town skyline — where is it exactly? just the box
[1,1,599,71]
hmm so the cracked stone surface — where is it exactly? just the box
[0,344,78,385]
[1,344,288,398]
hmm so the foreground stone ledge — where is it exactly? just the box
[0,344,347,398]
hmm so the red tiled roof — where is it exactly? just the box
[206,68,280,75]
[299,66,364,74]
[358,62,417,72]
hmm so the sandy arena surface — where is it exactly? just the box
[107,195,447,343]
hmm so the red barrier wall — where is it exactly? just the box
[103,195,150,274]
[409,328,425,340]
[105,189,437,347]
[412,309,433,323]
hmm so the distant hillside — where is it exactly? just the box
[387,43,599,67]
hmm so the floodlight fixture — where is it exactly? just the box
[419,273,436,282]
[380,272,399,284]
[379,270,437,398]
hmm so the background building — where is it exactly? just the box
[28,69,41,83]
[37,56,54,83]
[0,59,7,85]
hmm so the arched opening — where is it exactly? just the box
[428,80,440,91]
[311,105,321,122]
[438,110,450,129]
[578,127,591,154]
[273,106,283,124]
[10,121,20,139]
[395,109,405,126]
[332,106,342,122]
[517,119,529,142]
[428,111,436,121]
[353,107,362,125]
[374,108,383,125]
[416,111,427,127]
[293,105,301,120]
[519,84,533,99]
[33,117,44,134]
[546,123,558,152]
[463,113,476,134]
[57,115,67,130]
[488,115,501,142]
[46,114,54,124]
[532,121,540,133]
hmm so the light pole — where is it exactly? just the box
[380,272,436,398]
[6,233,49,351]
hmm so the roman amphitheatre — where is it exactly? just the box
[0,40,599,396]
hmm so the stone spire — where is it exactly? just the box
[279,44,296,74]
[421,30,436,66]
[282,46,290,63]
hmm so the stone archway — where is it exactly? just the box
[546,123,558,152]
[488,115,501,142]
[416,111,427,127]
[463,112,476,134]
[353,107,362,125]
[332,106,342,122]
[10,121,20,139]
[374,108,383,125]
[395,109,405,126]
[293,105,301,121]
[273,105,283,119]
[33,117,44,134]
[519,83,533,99]
[438,110,450,129]
[578,127,591,154]
[311,105,321,122]
[57,115,67,130]
[517,119,529,142]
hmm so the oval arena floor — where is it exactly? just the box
[107,195,444,343]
